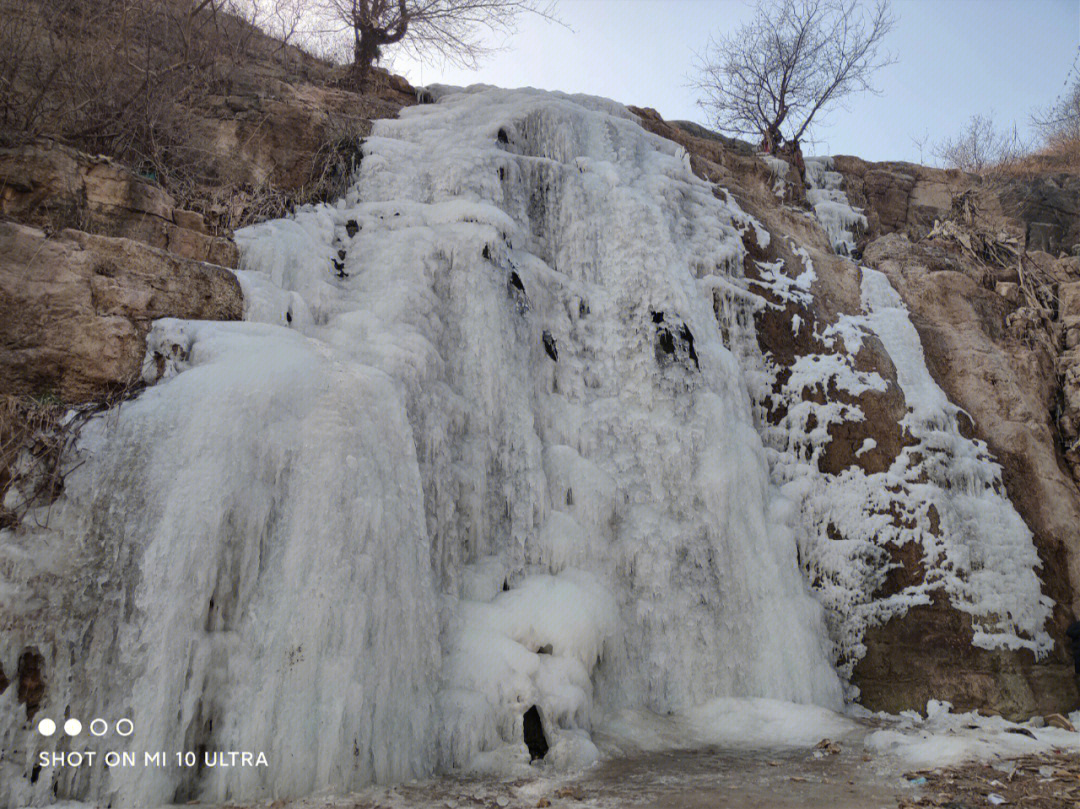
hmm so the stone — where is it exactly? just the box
[0,222,242,402]
[1027,221,1060,254]
[16,648,45,721]
[173,209,207,233]
[995,281,1020,305]
[388,73,413,95]
[1060,282,1080,319]
[862,168,914,232]
[1045,713,1076,731]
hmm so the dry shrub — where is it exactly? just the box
[1,393,79,530]
[0,0,336,202]
[0,381,144,531]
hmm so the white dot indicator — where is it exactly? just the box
[37,718,56,737]
[115,718,134,737]
[64,718,82,736]
[89,718,108,737]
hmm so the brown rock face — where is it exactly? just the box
[16,647,45,721]
[0,141,238,267]
[0,222,242,401]
[856,598,1078,719]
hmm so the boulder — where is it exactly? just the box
[0,222,242,401]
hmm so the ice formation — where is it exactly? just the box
[0,87,844,807]
[0,87,1055,808]
[803,157,867,256]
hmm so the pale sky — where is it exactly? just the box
[389,0,1080,162]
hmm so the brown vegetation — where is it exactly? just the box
[0,0,413,232]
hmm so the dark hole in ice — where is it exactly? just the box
[286,310,293,324]
[338,249,346,260]
[537,644,552,655]
[483,244,491,260]
[579,299,590,318]
[509,271,524,292]
[502,579,509,592]
[651,310,665,324]
[499,166,506,181]
[566,487,574,506]
[497,128,509,144]
[30,764,41,784]
[523,705,548,761]
[345,220,359,238]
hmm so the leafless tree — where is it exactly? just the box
[308,0,556,87]
[1032,77,1080,148]
[694,0,895,154]
[933,112,1028,174]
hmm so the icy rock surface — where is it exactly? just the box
[745,155,1053,680]
[0,87,846,807]
[803,157,867,256]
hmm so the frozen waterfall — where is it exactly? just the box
[1,87,850,807]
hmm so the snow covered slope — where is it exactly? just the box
[0,87,1054,808]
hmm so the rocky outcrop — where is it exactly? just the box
[999,175,1080,255]
[833,155,1080,259]
[0,141,238,267]
[0,222,242,401]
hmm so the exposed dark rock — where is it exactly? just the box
[1068,621,1080,674]
[345,219,360,238]
[16,647,46,720]
[542,331,558,362]
[652,312,699,370]
[508,271,529,313]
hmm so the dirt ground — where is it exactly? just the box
[899,752,1080,809]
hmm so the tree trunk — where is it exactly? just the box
[352,27,380,90]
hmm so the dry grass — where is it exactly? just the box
[991,136,1080,179]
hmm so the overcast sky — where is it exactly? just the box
[389,0,1080,162]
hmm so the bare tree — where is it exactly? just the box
[694,0,895,154]
[1033,78,1080,148]
[309,0,556,87]
[933,112,1027,174]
